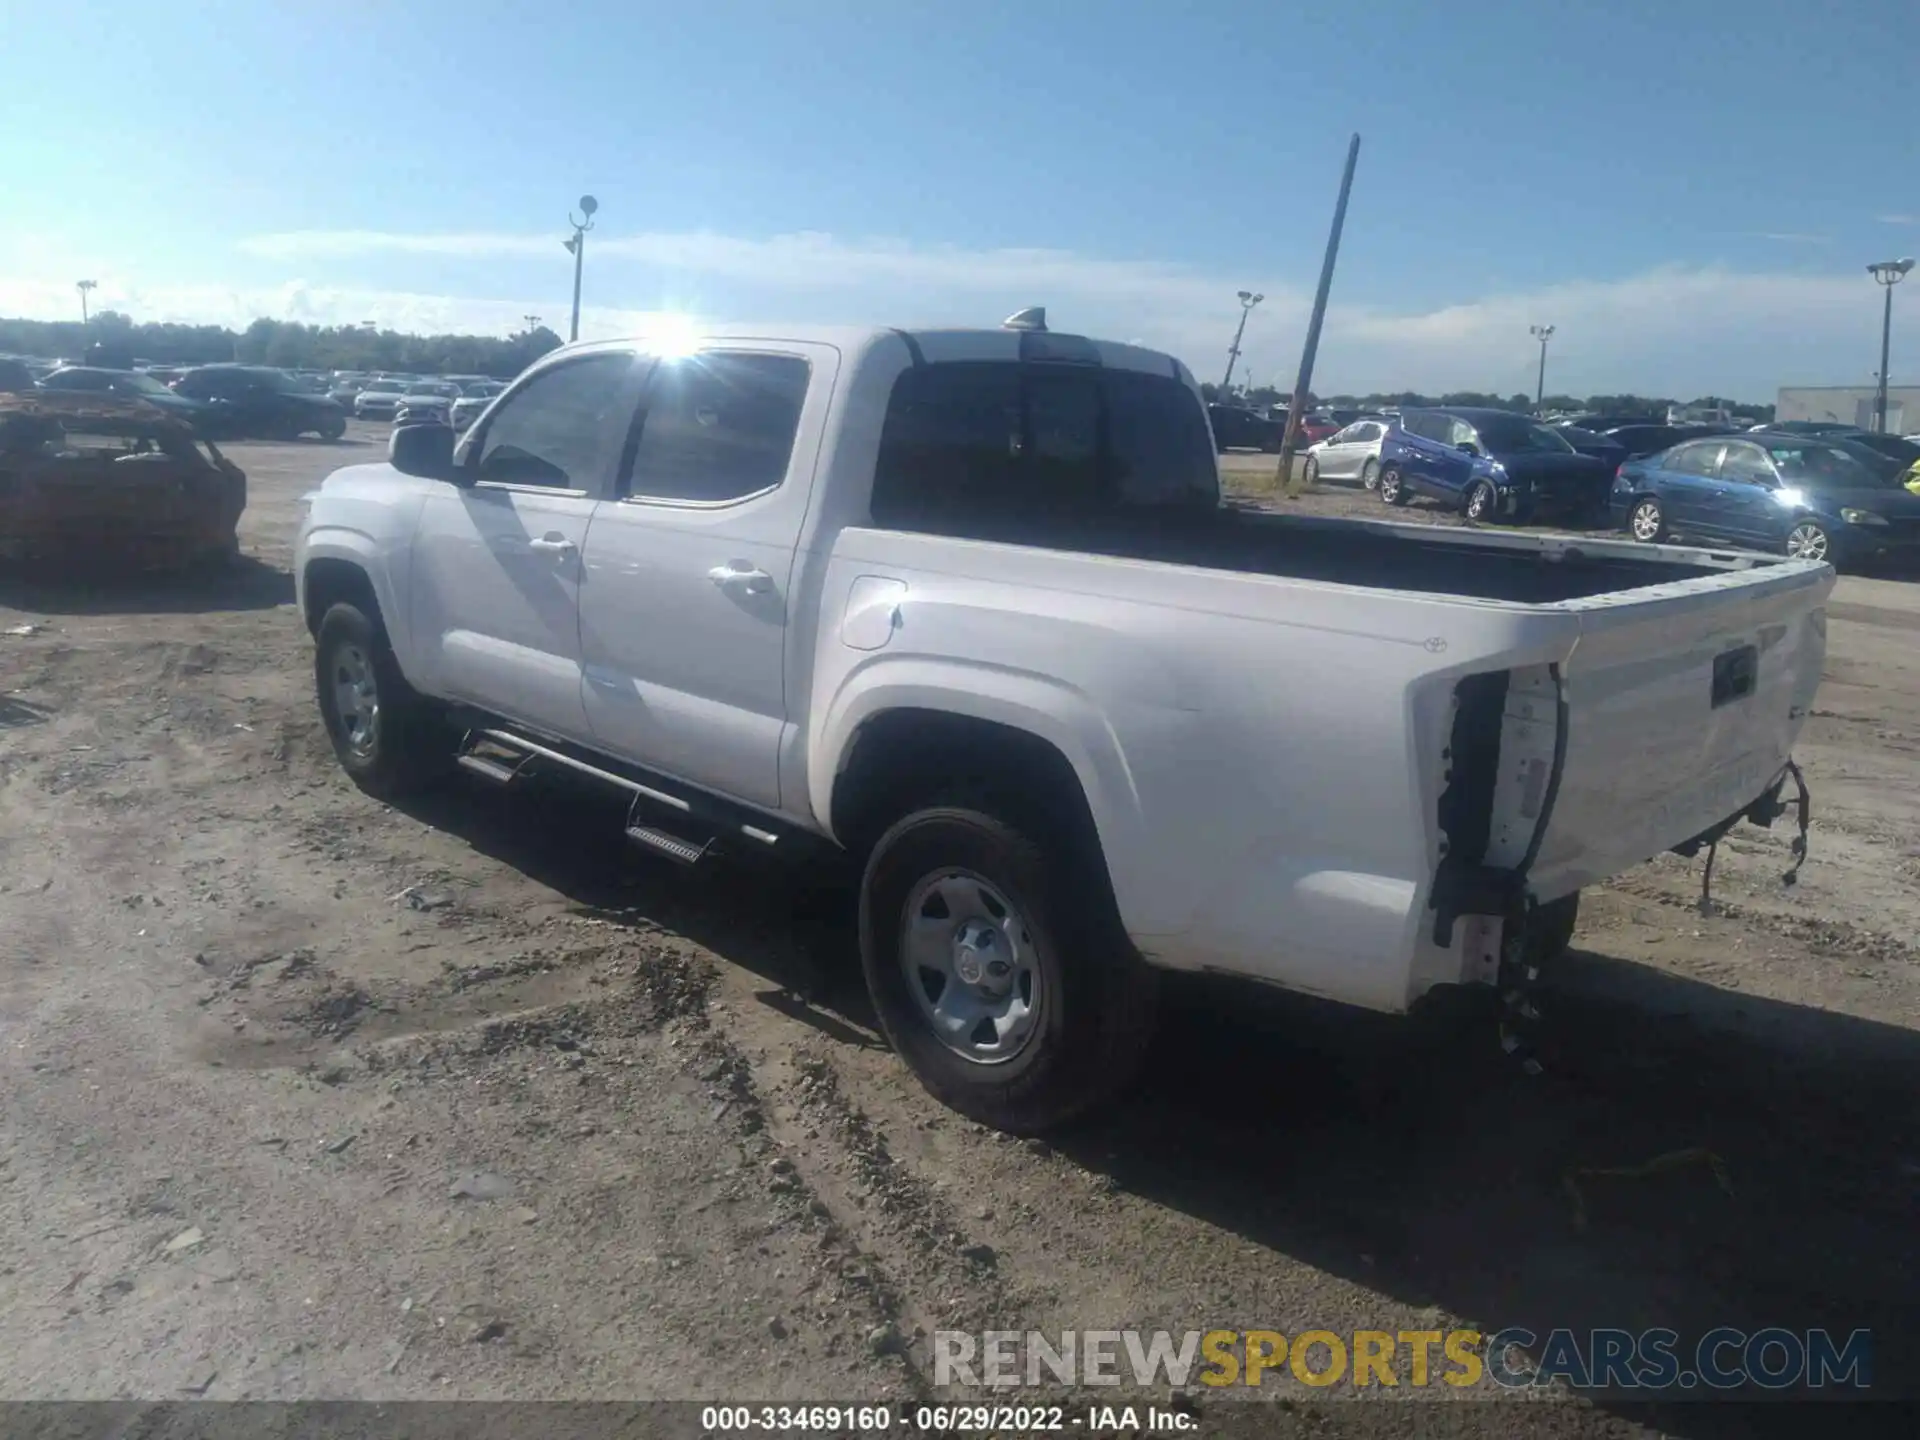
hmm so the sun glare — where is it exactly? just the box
[649,313,704,360]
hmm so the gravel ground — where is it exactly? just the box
[2,425,1916,1434]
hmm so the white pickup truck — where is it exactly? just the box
[295,312,1832,1131]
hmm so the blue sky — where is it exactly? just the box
[5,0,1916,398]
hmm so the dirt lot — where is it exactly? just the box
[2,425,1917,1431]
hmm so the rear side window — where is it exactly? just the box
[1666,442,1723,477]
[471,353,635,491]
[871,361,1214,529]
[626,353,811,503]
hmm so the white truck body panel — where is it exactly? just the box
[297,323,1833,1019]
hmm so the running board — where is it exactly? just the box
[624,823,710,865]
[455,722,785,856]
[456,752,521,785]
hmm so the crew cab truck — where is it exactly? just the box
[295,312,1833,1132]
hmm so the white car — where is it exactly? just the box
[353,381,409,420]
[450,381,505,430]
[394,381,462,424]
[296,314,1831,1132]
[1303,417,1392,489]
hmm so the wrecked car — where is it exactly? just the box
[0,392,247,571]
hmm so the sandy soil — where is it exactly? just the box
[2,426,1916,1434]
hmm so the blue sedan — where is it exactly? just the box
[1612,430,1920,567]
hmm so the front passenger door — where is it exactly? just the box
[1658,441,1727,536]
[409,351,641,739]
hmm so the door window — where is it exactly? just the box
[1351,422,1383,444]
[1666,442,1724,477]
[624,352,811,503]
[470,353,636,492]
[1717,444,1777,486]
[871,361,1215,531]
[1445,418,1479,449]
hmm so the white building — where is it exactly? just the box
[1775,384,1919,434]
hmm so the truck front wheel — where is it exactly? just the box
[859,804,1156,1133]
[314,601,449,799]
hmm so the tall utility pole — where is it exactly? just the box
[1868,259,1914,433]
[563,195,599,343]
[76,279,97,324]
[1220,290,1263,395]
[1278,133,1361,498]
[523,314,543,333]
[1530,324,1555,411]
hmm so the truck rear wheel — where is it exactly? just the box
[858,803,1156,1133]
[314,601,449,799]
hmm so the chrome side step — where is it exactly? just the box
[456,752,521,785]
[453,721,788,859]
[624,823,710,865]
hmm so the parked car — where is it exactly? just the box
[1754,420,1859,437]
[1589,422,1715,459]
[353,379,409,420]
[0,358,35,393]
[1207,403,1283,452]
[1555,424,1628,469]
[37,366,212,427]
[171,365,347,440]
[1298,412,1341,445]
[295,315,1830,1131]
[328,378,370,409]
[1842,432,1920,470]
[1376,407,1613,523]
[449,381,505,430]
[394,380,462,426]
[1613,431,1920,567]
[0,391,246,570]
[1301,417,1391,488]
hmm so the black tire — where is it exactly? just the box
[1464,479,1498,522]
[1301,455,1319,486]
[1378,465,1411,506]
[859,803,1156,1133]
[321,416,346,442]
[1360,458,1380,491]
[314,601,448,799]
[1627,496,1666,543]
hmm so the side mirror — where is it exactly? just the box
[390,421,457,481]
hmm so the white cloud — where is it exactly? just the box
[6,230,1905,399]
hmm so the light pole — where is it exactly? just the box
[564,195,599,343]
[76,279,97,324]
[523,314,543,333]
[1867,259,1914,434]
[1221,290,1263,395]
[1529,324,1555,412]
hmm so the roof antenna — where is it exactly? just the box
[1002,306,1047,332]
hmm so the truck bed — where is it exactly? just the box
[941,504,1763,605]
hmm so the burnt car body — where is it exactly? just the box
[0,393,247,571]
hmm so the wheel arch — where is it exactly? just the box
[817,676,1143,917]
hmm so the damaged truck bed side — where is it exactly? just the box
[0,392,246,571]
[297,320,1833,1131]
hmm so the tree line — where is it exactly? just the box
[0,312,564,380]
[1202,382,1774,424]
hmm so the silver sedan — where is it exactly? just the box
[1302,419,1391,489]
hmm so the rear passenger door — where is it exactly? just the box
[1711,442,1786,549]
[576,345,831,810]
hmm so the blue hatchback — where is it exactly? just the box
[1611,430,1920,568]
[1375,407,1613,524]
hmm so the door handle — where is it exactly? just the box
[709,563,773,594]
[527,534,576,555]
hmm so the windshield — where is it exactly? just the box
[408,382,460,397]
[1765,442,1892,488]
[119,374,173,395]
[1472,417,1575,454]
